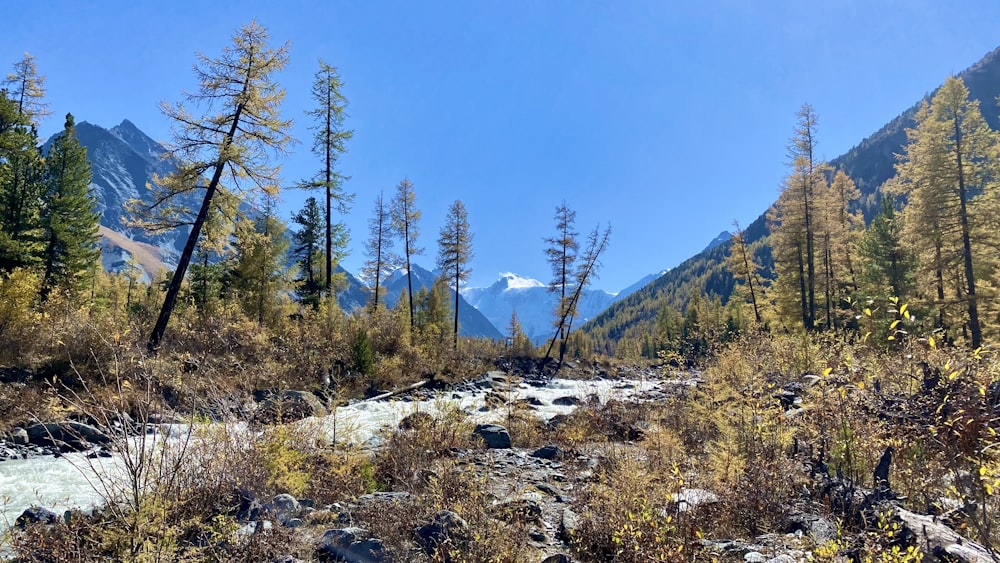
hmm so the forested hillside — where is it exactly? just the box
[582,46,1000,356]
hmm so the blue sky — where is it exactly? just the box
[6,1,1000,292]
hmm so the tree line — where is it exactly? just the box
[0,22,611,368]
[733,76,1000,348]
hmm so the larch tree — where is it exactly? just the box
[5,53,50,124]
[768,104,827,331]
[361,191,396,312]
[725,220,764,326]
[544,202,579,349]
[229,200,292,327]
[133,21,293,351]
[298,60,353,294]
[436,199,473,348]
[39,113,100,300]
[390,179,421,332]
[545,223,610,366]
[892,76,998,347]
[815,170,862,329]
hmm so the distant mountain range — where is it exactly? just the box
[582,45,1000,351]
[461,271,667,343]
[61,120,673,340]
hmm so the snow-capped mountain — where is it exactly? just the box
[382,264,504,339]
[461,273,618,344]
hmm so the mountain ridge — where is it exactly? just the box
[581,45,1000,351]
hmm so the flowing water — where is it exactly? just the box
[0,373,683,538]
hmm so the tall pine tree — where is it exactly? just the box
[39,113,99,300]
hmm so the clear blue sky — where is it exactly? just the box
[6,1,1000,292]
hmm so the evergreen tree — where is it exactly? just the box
[390,179,421,332]
[39,113,99,299]
[858,194,915,302]
[292,196,324,308]
[133,21,293,350]
[0,92,44,272]
[361,191,396,311]
[298,60,353,294]
[891,76,998,347]
[5,53,50,124]
[436,199,473,348]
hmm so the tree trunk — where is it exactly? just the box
[148,102,245,351]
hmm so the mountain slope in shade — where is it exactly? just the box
[461,272,617,343]
[44,119,190,275]
[582,45,1000,351]
[383,265,504,339]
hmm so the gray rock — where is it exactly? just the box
[26,421,110,449]
[317,527,391,562]
[416,510,469,559]
[531,444,564,460]
[270,493,300,520]
[558,507,579,541]
[357,491,410,506]
[15,506,59,528]
[10,427,28,445]
[552,396,582,406]
[257,390,328,423]
[744,552,765,563]
[472,424,511,449]
[542,555,571,563]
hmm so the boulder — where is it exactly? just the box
[542,555,571,563]
[15,506,59,528]
[552,396,582,407]
[316,527,391,563]
[26,421,110,450]
[415,510,469,559]
[472,424,511,449]
[256,390,328,423]
[531,444,564,460]
[10,426,28,445]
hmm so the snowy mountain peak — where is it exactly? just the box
[497,272,545,291]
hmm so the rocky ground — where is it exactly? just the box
[4,360,998,562]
